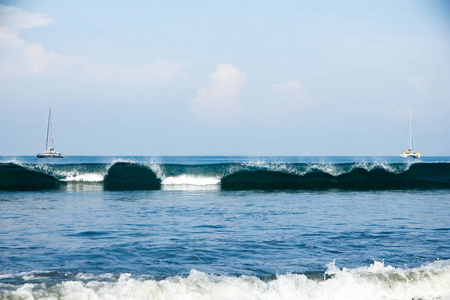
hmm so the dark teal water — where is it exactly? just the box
[0,156,449,299]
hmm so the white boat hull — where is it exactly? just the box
[400,152,420,158]
[37,154,64,158]
[37,149,64,158]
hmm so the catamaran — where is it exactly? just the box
[37,107,64,158]
[400,110,420,158]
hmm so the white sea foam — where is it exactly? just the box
[145,162,164,180]
[161,175,221,190]
[162,175,221,186]
[233,160,429,178]
[2,260,449,300]
[242,161,298,175]
[0,158,23,165]
[25,163,52,174]
[60,172,105,182]
[241,160,350,177]
[12,164,106,182]
[352,161,396,173]
[303,163,344,176]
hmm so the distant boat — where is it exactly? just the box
[37,107,64,158]
[400,110,420,158]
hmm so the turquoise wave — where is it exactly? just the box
[1,162,449,191]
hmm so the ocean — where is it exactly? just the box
[0,156,449,299]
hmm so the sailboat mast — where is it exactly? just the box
[45,107,51,151]
[49,107,53,149]
[409,110,413,151]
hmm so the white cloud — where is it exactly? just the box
[191,64,247,121]
[0,5,81,77]
[0,5,187,85]
[0,4,54,32]
[0,26,85,77]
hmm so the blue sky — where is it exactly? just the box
[1,0,449,155]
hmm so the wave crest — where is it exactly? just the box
[1,162,449,191]
[221,163,450,190]
[104,162,161,190]
[0,163,61,190]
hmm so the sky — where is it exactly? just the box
[1,0,449,156]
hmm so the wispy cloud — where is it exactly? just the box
[0,5,187,86]
[191,64,247,122]
[0,26,84,77]
[0,5,54,31]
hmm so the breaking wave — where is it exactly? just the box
[1,260,449,300]
[221,163,450,190]
[0,162,449,191]
[0,163,61,190]
[103,162,161,190]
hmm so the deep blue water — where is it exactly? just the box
[0,156,449,299]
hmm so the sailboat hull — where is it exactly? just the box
[37,150,64,158]
[37,154,64,158]
[400,152,420,158]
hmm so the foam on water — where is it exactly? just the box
[351,161,413,174]
[162,175,221,186]
[303,163,344,176]
[17,163,106,182]
[161,175,221,190]
[240,160,411,177]
[242,160,298,175]
[60,172,104,182]
[1,260,449,300]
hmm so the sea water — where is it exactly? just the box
[0,156,449,299]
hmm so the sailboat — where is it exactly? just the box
[37,107,64,158]
[400,110,420,158]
